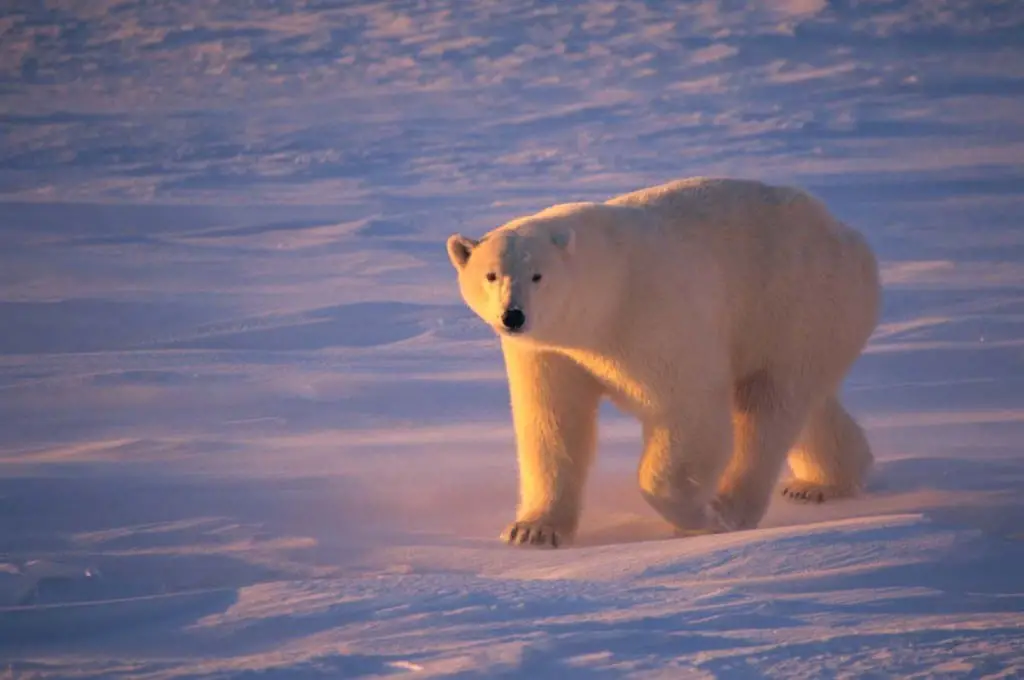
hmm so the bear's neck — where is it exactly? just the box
[549,234,633,351]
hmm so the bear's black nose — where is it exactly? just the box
[502,308,526,332]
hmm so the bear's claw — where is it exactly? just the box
[780,481,835,504]
[501,522,562,548]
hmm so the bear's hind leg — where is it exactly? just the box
[782,394,873,503]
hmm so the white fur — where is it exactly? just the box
[447,178,881,547]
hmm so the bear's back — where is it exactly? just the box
[607,177,812,225]
[606,177,879,376]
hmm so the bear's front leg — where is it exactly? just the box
[500,342,603,548]
[637,378,736,535]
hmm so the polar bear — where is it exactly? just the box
[446,177,880,548]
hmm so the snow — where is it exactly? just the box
[2,1,1023,677]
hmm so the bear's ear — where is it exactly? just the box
[446,233,478,270]
[551,227,575,256]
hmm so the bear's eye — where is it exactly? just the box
[486,272,497,282]
[532,273,542,283]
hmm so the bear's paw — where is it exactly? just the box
[780,480,847,504]
[500,521,564,549]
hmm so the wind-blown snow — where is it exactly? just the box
[1,1,1023,678]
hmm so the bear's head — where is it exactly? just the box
[446,222,575,341]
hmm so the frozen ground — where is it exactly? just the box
[2,1,1023,678]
